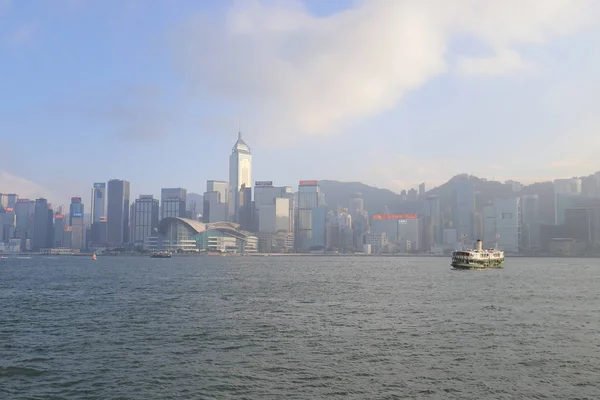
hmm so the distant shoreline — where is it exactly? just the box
[3,253,600,259]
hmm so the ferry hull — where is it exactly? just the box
[451,261,504,269]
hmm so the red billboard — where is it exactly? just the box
[71,197,82,202]
[55,214,64,219]
[372,214,417,220]
[299,180,318,186]
[4,207,13,212]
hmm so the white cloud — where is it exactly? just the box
[173,0,596,144]
[0,170,55,201]
[457,48,533,76]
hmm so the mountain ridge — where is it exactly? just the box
[318,171,599,219]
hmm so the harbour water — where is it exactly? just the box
[1,256,599,399]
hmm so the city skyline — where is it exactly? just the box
[3,158,600,255]
[2,146,600,212]
[2,1,600,206]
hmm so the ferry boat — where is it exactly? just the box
[451,239,504,269]
[150,251,172,259]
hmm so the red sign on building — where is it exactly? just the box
[299,180,318,186]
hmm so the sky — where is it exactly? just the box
[1,0,600,207]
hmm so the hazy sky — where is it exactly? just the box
[1,0,599,207]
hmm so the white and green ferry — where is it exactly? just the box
[451,239,504,269]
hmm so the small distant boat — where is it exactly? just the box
[92,253,97,261]
[150,251,172,258]
[451,239,504,269]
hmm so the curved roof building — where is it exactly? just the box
[157,217,250,251]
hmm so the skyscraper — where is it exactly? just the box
[70,197,85,250]
[0,206,15,243]
[54,214,66,247]
[418,183,426,199]
[296,180,322,251]
[203,192,227,223]
[407,188,418,201]
[69,197,84,226]
[6,194,18,208]
[253,182,293,231]
[207,180,228,204]
[203,180,228,223]
[426,195,441,245]
[14,199,34,240]
[46,208,55,248]
[349,193,368,250]
[131,195,159,248]
[493,198,521,253]
[228,132,252,222]
[160,188,187,220]
[348,193,364,218]
[452,178,475,243]
[521,194,540,250]
[90,217,107,247]
[238,186,253,231]
[107,179,131,247]
[553,178,582,225]
[32,198,50,251]
[91,182,106,222]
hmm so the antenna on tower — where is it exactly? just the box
[238,116,242,139]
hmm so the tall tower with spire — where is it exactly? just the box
[228,131,252,222]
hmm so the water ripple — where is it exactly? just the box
[1,256,599,399]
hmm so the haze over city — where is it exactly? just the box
[3,3,600,398]
[2,0,600,206]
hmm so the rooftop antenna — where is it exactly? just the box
[238,116,242,139]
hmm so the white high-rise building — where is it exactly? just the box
[228,132,252,222]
